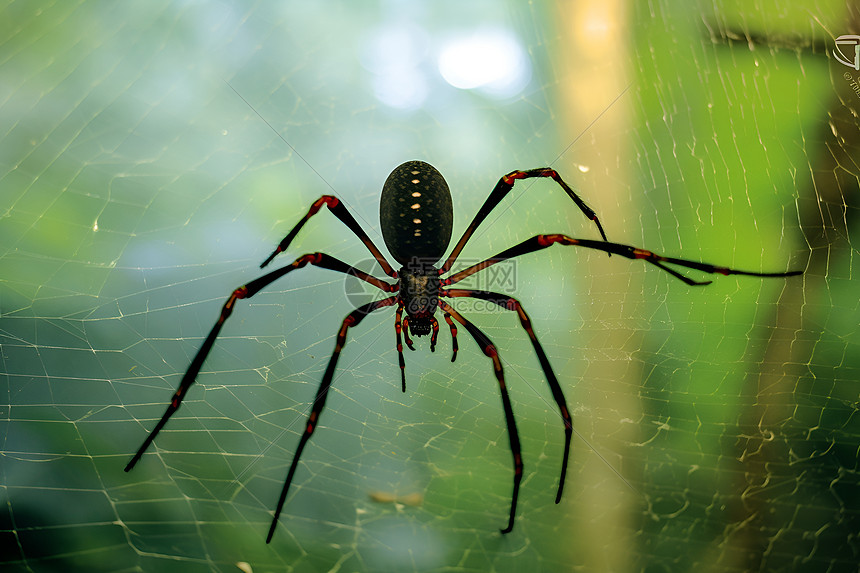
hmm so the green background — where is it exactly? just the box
[1,1,857,572]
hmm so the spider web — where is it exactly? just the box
[1,1,858,572]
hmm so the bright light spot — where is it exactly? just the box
[577,164,590,173]
[93,220,99,232]
[583,13,610,40]
[438,29,530,98]
[361,25,429,110]
[374,70,427,110]
[411,203,420,210]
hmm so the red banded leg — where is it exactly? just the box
[430,316,439,352]
[394,310,439,392]
[395,303,407,392]
[442,312,458,362]
[124,253,394,472]
[438,300,522,534]
[444,234,802,287]
[440,169,607,274]
[402,318,415,350]
[443,289,572,503]
[261,195,397,279]
[267,296,397,543]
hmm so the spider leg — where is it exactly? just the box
[124,253,395,473]
[395,302,407,392]
[444,234,803,287]
[438,300,522,534]
[260,195,397,279]
[429,316,439,352]
[267,296,397,543]
[402,317,415,351]
[442,311,458,362]
[442,289,571,504]
[440,169,607,274]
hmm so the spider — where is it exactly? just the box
[125,160,801,541]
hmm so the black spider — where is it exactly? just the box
[125,160,801,541]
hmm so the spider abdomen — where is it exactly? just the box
[380,160,453,265]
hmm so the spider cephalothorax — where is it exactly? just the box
[399,259,440,337]
[126,160,801,542]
